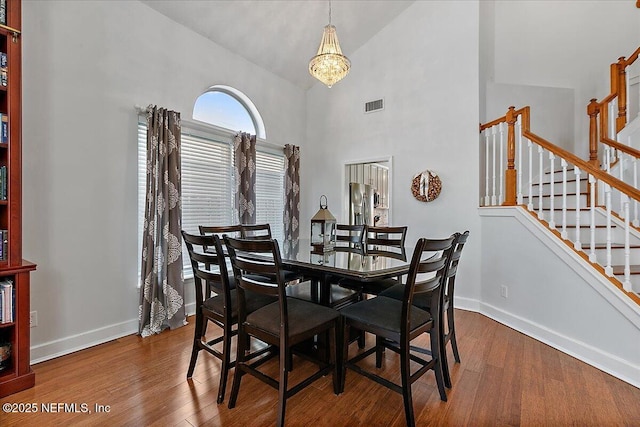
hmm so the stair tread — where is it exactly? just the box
[530,192,588,197]
[532,177,588,185]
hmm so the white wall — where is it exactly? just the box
[21,0,306,360]
[303,1,482,305]
[480,208,640,388]
[491,0,640,156]
[486,82,575,151]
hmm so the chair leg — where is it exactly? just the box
[217,321,232,404]
[187,313,204,378]
[329,321,340,395]
[375,336,384,368]
[276,344,289,427]
[448,305,461,363]
[341,322,350,394]
[228,326,247,409]
[430,329,448,402]
[400,342,416,427]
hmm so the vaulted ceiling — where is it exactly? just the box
[141,0,414,89]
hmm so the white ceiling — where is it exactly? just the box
[141,0,414,89]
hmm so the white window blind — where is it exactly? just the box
[256,150,285,242]
[137,119,286,280]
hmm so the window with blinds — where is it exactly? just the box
[137,120,285,280]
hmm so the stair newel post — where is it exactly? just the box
[589,174,597,263]
[616,57,627,133]
[587,99,600,169]
[503,106,517,206]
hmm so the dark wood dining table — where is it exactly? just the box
[279,238,411,306]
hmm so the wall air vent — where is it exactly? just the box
[364,98,384,114]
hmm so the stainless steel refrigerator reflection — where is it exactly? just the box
[349,182,375,226]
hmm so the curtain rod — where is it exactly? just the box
[134,104,287,150]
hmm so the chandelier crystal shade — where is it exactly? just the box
[309,3,350,88]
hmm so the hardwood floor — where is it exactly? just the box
[1,309,639,426]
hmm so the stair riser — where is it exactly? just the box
[556,224,640,244]
[526,194,587,209]
[531,180,588,194]
[593,248,640,266]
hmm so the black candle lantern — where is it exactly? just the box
[310,195,336,252]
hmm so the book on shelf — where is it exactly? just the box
[1,229,7,261]
[0,165,5,200]
[0,279,12,323]
[0,229,7,260]
[0,113,7,143]
[0,0,6,26]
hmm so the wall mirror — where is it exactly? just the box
[343,158,392,227]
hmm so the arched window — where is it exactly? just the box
[193,85,266,138]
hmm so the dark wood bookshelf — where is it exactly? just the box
[0,0,36,399]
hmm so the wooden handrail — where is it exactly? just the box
[481,105,640,205]
[624,46,640,66]
[600,136,640,160]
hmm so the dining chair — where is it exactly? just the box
[379,231,469,388]
[287,224,365,309]
[182,231,275,404]
[339,225,408,296]
[224,236,341,427]
[339,235,455,427]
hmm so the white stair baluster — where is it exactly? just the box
[589,174,597,263]
[574,167,582,251]
[491,125,497,206]
[605,183,613,277]
[623,195,632,292]
[561,159,568,239]
[605,145,611,174]
[548,152,556,229]
[619,153,625,218]
[538,146,544,220]
[527,139,533,211]
[517,118,523,205]
[499,122,504,205]
[634,158,639,227]
[484,130,490,206]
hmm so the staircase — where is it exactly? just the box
[479,46,640,306]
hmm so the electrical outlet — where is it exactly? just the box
[29,311,37,328]
[500,285,508,299]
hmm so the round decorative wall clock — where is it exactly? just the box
[411,170,442,202]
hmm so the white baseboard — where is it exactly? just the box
[30,301,197,365]
[479,301,640,390]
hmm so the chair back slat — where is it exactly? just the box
[401,235,455,337]
[240,223,272,240]
[182,231,233,305]
[335,224,366,247]
[366,226,407,247]
[225,236,286,300]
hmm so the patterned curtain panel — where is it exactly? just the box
[139,105,186,337]
[283,144,300,254]
[234,132,257,224]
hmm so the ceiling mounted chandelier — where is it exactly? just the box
[308,0,351,88]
